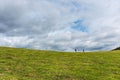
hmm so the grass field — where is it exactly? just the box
[0,47,120,80]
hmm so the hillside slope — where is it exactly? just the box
[113,47,120,50]
[0,47,120,80]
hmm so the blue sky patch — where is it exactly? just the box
[71,20,88,32]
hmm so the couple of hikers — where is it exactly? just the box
[75,48,84,52]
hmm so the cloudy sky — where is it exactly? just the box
[0,0,120,51]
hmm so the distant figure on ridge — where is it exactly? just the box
[75,48,77,52]
[83,49,84,52]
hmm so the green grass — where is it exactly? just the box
[0,47,120,80]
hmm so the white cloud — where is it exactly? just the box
[0,0,120,51]
[0,34,33,47]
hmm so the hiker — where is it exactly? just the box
[83,49,84,52]
[75,48,77,52]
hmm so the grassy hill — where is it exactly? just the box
[0,47,120,80]
[113,47,120,50]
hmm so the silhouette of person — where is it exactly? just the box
[75,48,77,52]
[83,49,84,52]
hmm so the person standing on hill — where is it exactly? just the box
[83,49,84,52]
[75,48,77,52]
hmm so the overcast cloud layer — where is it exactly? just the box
[0,0,120,51]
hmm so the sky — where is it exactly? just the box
[0,0,120,51]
